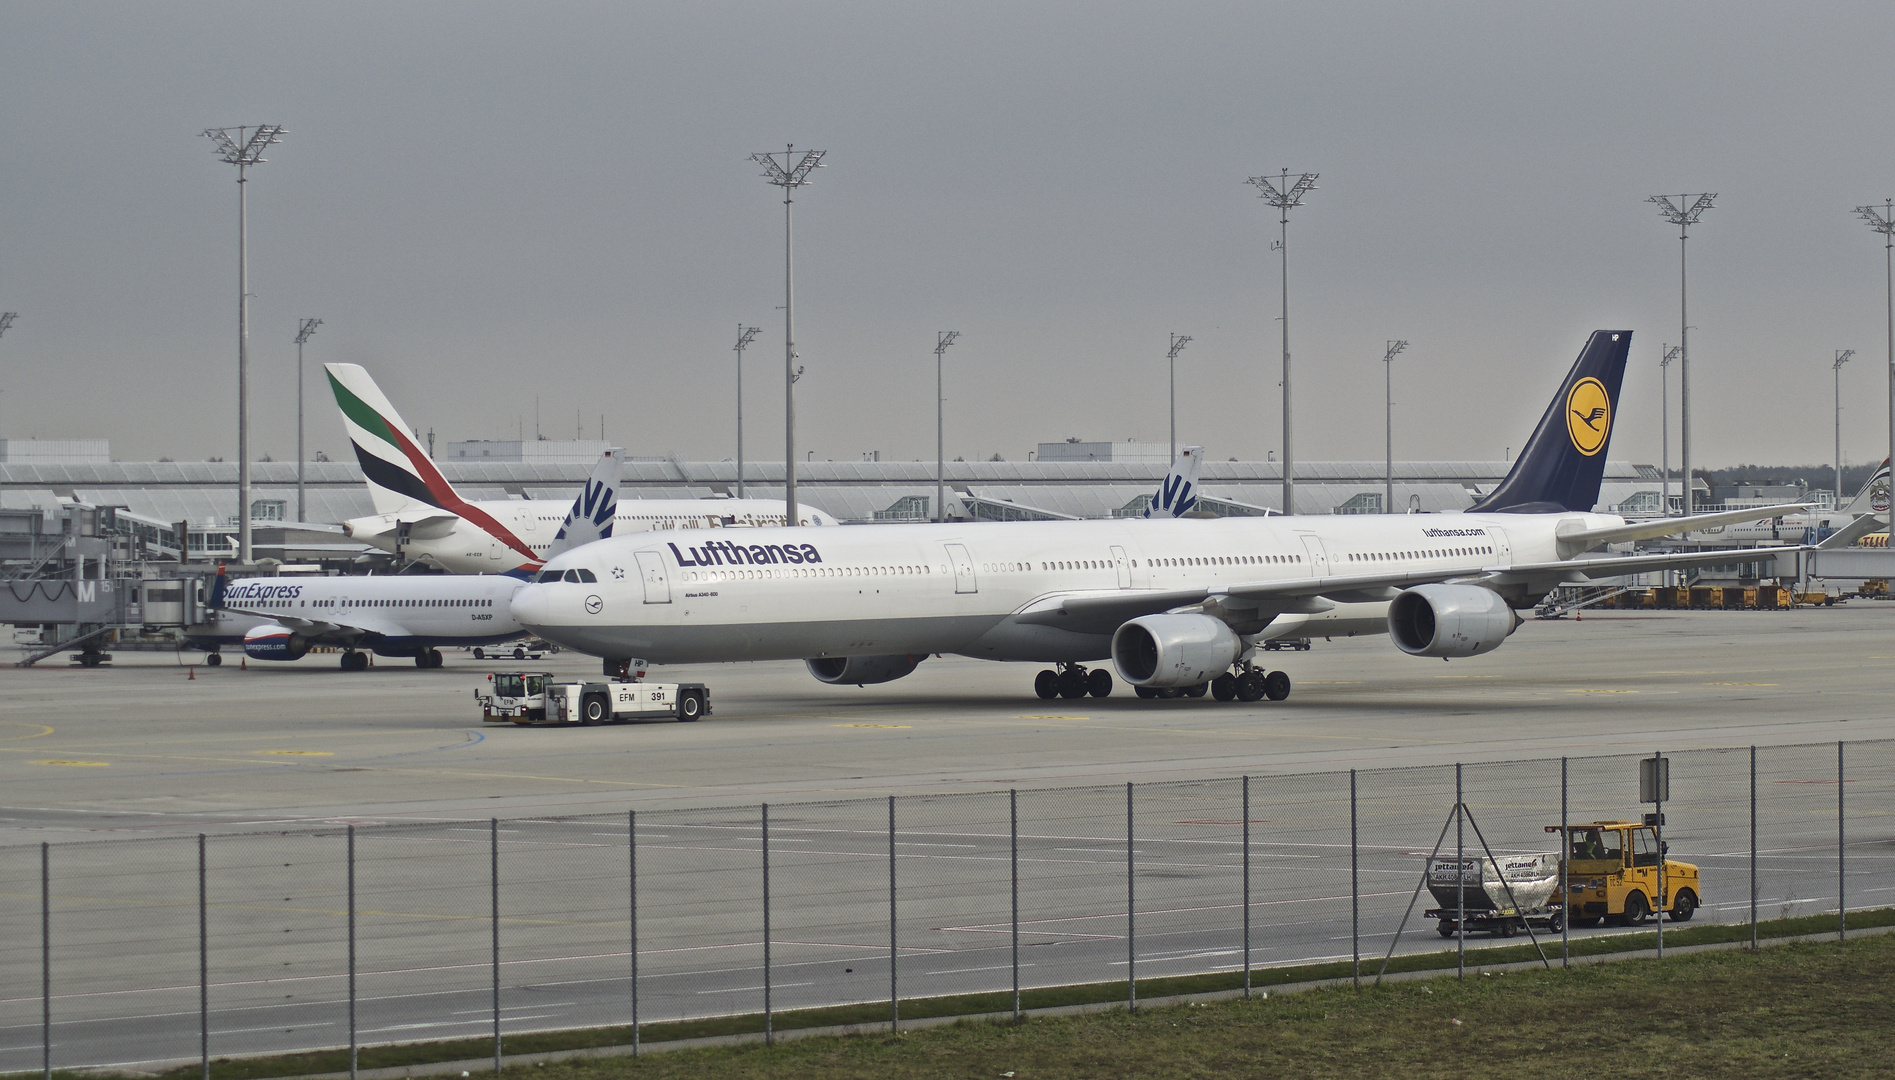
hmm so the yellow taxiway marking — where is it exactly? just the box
[834,723,911,729]
[257,750,335,756]
[0,722,55,741]
[1015,715,1089,721]
[32,760,108,767]
[1435,674,1500,679]
[1707,682,1778,687]
[1567,689,1638,694]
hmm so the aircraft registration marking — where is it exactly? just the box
[834,723,911,729]
[33,760,108,767]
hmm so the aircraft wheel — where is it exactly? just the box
[1157,687,1185,699]
[206,652,223,667]
[1134,686,1158,699]
[1087,669,1113,698]
[1210,674,1238,701]
[1263,670,1292,701]
[1183,682,1208,698]
[1236,670,1265,702]
[414,653,430,669]
[1034,670,1060,700]
[1058,668,1089,699]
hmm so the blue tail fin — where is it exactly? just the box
[1471,331,1632,514]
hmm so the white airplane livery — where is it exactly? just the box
[511,332,1814,702]
[184,447,632,669]
[324,363,837,577]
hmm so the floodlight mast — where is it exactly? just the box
[1383,340,1408,514]
[1833,349,1857,506]
[733,325,761,498]
[1660,345,1680,515]
[1648,193,1716,516]
[1248,169,1317,514]
[204,124,286,563]
[294,318,322,523]
[1166,333,1192,462]
[752,145,825,526]
[0,313,15,435]
[1858,200,1895,529]
[934,331,961,523]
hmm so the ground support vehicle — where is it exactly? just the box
[547,679,710,725]
[474,671,555,724]
[1548,820,1700,926]
[1424,852,1564,937]
[472,640,552,661]
[1262,638,1312,652]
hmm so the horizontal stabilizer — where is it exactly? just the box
[1818,512,1887,550]
[1556,503,1813,556]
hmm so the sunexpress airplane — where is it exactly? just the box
[324,363,838,577]
[183,451,628,669]
[510,332,1825,702]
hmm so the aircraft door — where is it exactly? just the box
[1487,527,1513,564]
[1110,545,1132,588]
[634,549,671,604]
[1298,534,1330,577]
[945,543,978,594]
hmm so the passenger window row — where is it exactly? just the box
[1347,545,1492,562]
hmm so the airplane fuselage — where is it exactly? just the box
[512,511,1614,666]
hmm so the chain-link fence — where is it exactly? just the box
[1,739,1887,1076]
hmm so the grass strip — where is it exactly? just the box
[29,907,1895,1080]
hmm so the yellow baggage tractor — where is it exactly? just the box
[1548,820,1700,926]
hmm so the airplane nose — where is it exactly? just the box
[510,585,550,628]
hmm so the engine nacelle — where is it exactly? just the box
[1111,614,1242,688]
[243,623,310,661]
[806,654,924,686]
[1387,584,1519,658]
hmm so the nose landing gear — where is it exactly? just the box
[1034,664,1114,700]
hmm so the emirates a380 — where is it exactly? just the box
[511,332,1832,702]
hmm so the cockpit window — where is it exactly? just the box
[575,568,598,583]
[537,568,563,583]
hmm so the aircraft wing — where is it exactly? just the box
[215,605,398,642]
[1818,512,1886,550]
[1011,564,1490,636]
[1555,503,1813,554]
[1485,547,1806,590]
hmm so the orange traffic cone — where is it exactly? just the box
[187,667,195,680]
[241,657,247,670]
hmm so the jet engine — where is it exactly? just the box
[806,654,924,686]
[1386,584,1519,658]
[1111,614,1242,688]
[243,624,311,661]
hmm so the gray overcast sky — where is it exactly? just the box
[4,2,1893,475]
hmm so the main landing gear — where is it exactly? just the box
[339,651,369,671]
[413,648,444,669]
[1034,663,1114,700]
[1131,665,1292,703]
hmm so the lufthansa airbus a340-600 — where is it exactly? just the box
[510,332,1833,702]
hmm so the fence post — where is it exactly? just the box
[763,803,772,1046]
[1350,769,1359,991]
[490,818,500,1073]
[347,825,357,1080]
[629,809,639,1058]
[1010,789,1019,1024]
[40,841,49,1080]
[1455,765,1464,979]
[1126,781,1136,1013]
[199,833,208,1080]
[1838,741,1846,941]
[1750,745,1758,950]
[1243,775,1252,999]
[1559,757,1568,969]
[888,794,898,1033]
